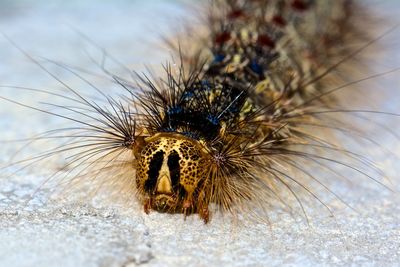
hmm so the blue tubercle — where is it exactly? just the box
[167,106,183,115]
[250,60,263,75]
[206,114,220,125]
[213,54,225,63]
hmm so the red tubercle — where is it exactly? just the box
[320,34,336,48]
[215,31,231,45]
[257,34,275,49]
[291,0,309,12]
[272,15,287,27]
[227,9,246,20]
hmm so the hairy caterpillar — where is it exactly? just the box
[0,0,399,231]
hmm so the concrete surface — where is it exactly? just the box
[0,1,399,266]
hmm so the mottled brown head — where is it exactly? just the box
[135,133,210,218]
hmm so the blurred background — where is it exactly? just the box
[0,1,399,266]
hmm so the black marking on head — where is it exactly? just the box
[145,151,164,193]
[167,150,181,191]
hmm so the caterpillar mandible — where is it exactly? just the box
[0,0,398,226]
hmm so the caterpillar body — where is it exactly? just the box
[0,0,398,226]
[131,0,370,222]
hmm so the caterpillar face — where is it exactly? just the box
[135,133,210,221]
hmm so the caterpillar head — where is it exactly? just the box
[134,133,210,222]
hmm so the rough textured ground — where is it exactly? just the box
[0,1,399,267]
